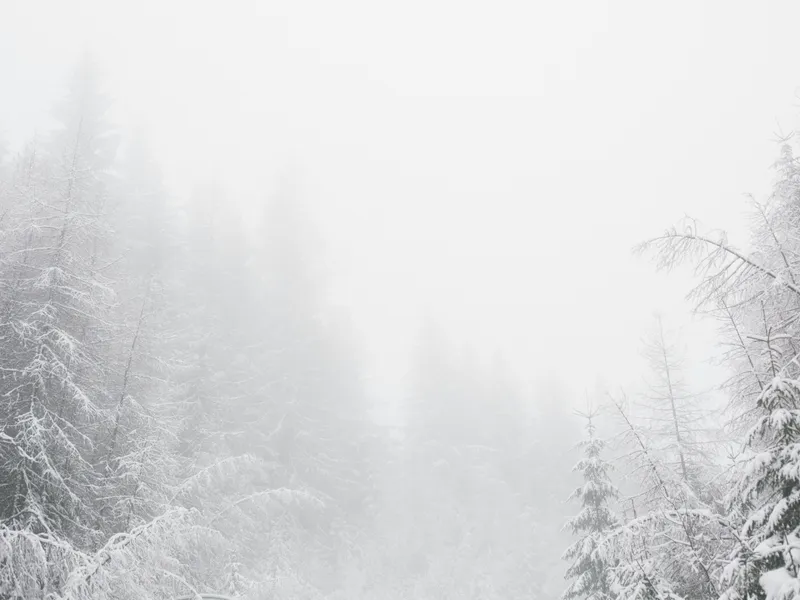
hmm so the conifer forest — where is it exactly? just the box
[3,2,800,600]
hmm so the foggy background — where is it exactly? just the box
[3,1,800,599]
[8,0,798,408]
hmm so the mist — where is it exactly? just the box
[2,1,800,599]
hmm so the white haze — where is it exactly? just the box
[5,2,800,600]
[6,0,800,417]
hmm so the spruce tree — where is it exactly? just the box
[721,375,800,600]
[563,408,619,600]
[0,58,119,545]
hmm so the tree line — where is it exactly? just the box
[562,138,800,600]
[0,59,580,600]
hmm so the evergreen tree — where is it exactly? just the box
[96,132,181,536]
[0,58,119,546]
[245,174,374,592]
[562,408,619,600]
[170,181,244,463]
[721,376,800,600]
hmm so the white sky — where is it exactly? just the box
[2,0,800,412]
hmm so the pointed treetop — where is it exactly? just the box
[51,54,119,170]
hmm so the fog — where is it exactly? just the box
[2,1,800,599]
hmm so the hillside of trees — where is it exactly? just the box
[8,54,800,600]
[0,60,581,600]
[561,141,800,600]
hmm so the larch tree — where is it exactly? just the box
[609,390,730,600]
[636,142,800,434]
[637,315,724,505]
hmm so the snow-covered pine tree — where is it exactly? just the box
[562,407,619,600]
[384,323,554,600]
[0,58,119,547]
[721,375,800,600]
[161,179,335,596]
[236,174,374,591]
[96,132,181,536]
[169,181,239,463]
[252,175,372,507]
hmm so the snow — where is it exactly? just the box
[760,568,800,600]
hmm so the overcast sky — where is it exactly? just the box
[2,0,799,413]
